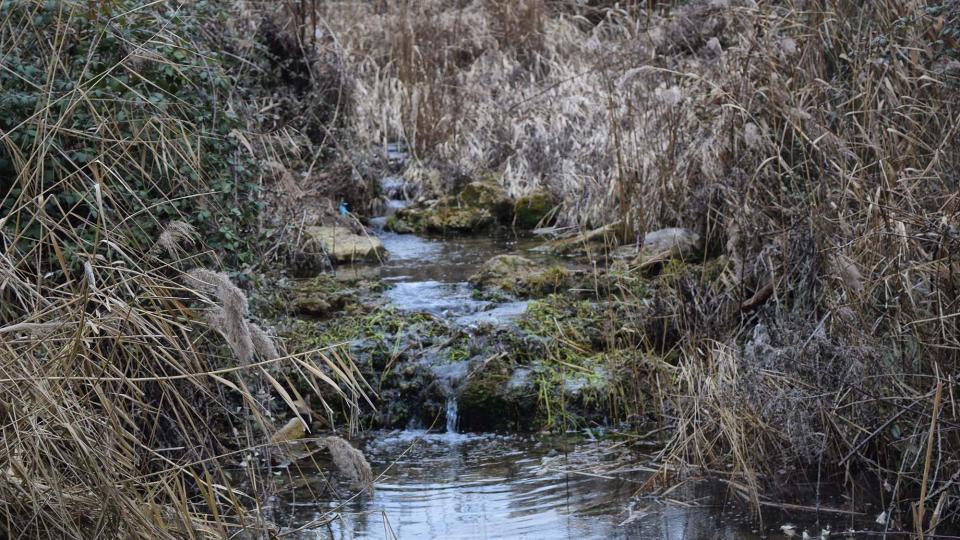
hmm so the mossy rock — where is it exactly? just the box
[290,275,356,317]
[457,358,537,431]
[513,191,556,229]
[458,181,514,223]
[385,205,494,234]
[427,207,495,233]
[384,210,422,233]
[469,254,576,298]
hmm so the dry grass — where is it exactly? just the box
[0,2,368,537]
[319,0,960,528]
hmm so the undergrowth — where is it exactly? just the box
[0,1,366,537]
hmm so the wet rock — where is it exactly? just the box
[304,226,386,264]
[458,357,537,431]
[513,190,556,229]
[469,254,575,298]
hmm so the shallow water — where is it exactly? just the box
[364,211,549,325]
[274,432,871,540]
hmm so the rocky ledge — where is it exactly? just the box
[386,181,556,235]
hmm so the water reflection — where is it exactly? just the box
[274,433,862,540]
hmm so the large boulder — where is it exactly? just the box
[304,226,386,264]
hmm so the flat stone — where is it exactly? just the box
[304,226,386,264]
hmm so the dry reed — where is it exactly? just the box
[317,0,960,527]
[0,1,369,537]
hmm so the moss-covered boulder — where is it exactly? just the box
[458,181,513,223]
[304,226,386,264]
[457,357,537,431]
[385,205,495,234]
[383,181,513,234]
[469,254,576,298]
[384,208,426,233]
[513,191,556,229]
[430,206,495,232]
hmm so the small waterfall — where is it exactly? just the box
[445,396,459,434]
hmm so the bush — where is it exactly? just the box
[0,0,263,278]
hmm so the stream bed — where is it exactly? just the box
[274,172,883,539]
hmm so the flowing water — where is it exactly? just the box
[276,168,883,539]
[275,432,870,540]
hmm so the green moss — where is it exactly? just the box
[520,295,602,349]
[513,192,556,229]
[385,209,423,233]
[470,255,582,299]
[458,357,535,431]
[385,205,494,234]
[524,265,573,295]
[458,181,513,223]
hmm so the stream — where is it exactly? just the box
[276,168,877,539]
